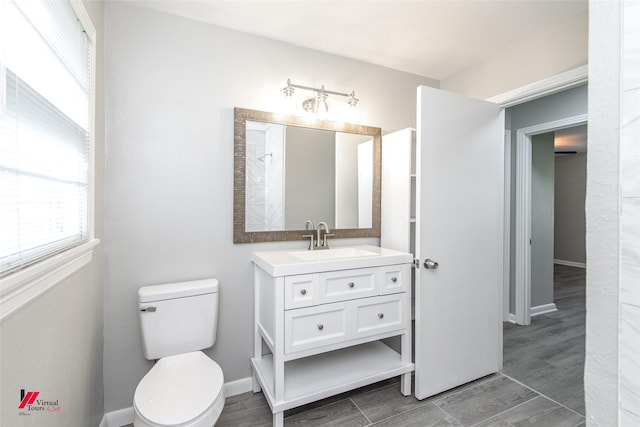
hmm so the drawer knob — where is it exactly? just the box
[300,289,307,295]
[348,282,355,288]
[378,313,384,319]
[317,324,324,330]
[391,277,398,283]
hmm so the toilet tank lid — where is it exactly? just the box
[139,278,219,303]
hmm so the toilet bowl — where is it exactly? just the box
[134,279,224,427]
[133,351,224,427]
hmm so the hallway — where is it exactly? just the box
[502,264,586,414]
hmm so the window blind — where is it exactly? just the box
[0,0,90,276]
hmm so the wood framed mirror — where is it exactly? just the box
[234,107,381,243]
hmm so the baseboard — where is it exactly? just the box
[102,406,133,427]
[505,305,557,324]
[531,303,558,317]
[224,376,253,397]
[554,259,586,268]
[100,377,253,427]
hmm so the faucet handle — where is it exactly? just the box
[302,234,315,250]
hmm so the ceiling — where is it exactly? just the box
[130,0,588,81]
[127,1,588,150]
[555,124,587,154]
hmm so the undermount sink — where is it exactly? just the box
[288,247,378,261]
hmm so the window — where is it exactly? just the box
[0,0,97,317]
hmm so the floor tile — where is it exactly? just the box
[498,396,584,426]
[351,382,429,423]
[216,391,273,427]
[434,376,537,426]
[471,416,512,427]
[371,402,463,427]
[284,398,370,426]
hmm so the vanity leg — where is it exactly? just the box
[401,372,412,396]
[400,318,412,396]
[252,369,261,393]
[273,411,283,427]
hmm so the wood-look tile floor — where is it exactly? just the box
[125,264,586,427]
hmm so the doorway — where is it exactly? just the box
[513,114,587,325]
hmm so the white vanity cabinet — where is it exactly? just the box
[250,246,414,427]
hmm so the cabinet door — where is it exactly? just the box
[414,86,504,400]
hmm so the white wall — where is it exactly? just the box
[554,153,586,264]
[103,2,437,412]
[586,0,640,424]
[440,10,588,100]
[0,1,106,426]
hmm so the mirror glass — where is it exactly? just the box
[234,108,381,243]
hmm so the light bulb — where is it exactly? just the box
[315,86,329,119]
[281,80,296,114]
[347,91,360,123]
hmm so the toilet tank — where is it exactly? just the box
[138,278,219,360]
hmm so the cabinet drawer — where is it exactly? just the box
[380,265,409,295]
[285,274,318,309]
[285,303,347,354]
[350,294,405,339]
[319,268,378,303]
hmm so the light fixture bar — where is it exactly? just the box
[284,78,353,98]
[282,78,360,122]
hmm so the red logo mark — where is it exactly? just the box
[19,390,39,409]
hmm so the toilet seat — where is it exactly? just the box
[134,351,224,427]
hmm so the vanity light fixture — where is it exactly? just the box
[281,79,360,122]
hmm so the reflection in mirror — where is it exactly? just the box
[245,122,373,231]
[234,108,381,243]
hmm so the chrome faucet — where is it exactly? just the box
[316,222,334,249]
[305,220,315,231]
[302,220,315,250]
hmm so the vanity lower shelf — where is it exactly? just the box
[251,341,414,413]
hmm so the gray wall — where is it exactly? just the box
[506,84,587,313]
[285,127,335,228]
[531,133,555,307]
[0,1,106,426]
[554,153,586,264]
[103,2,438,412]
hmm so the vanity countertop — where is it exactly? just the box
[251,245,413,276]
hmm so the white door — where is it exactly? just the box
[414,86,504,399]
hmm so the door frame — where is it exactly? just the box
[485,65,588,325]
[513,115,587,325]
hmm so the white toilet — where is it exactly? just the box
[133,278,225,427]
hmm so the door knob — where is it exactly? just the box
[424,259,439,270]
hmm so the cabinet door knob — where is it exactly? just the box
[300,289,307,295]
[348,282,355,288]
[391,277,398,283]
[378,313,384,319]
[317,324,324,330]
